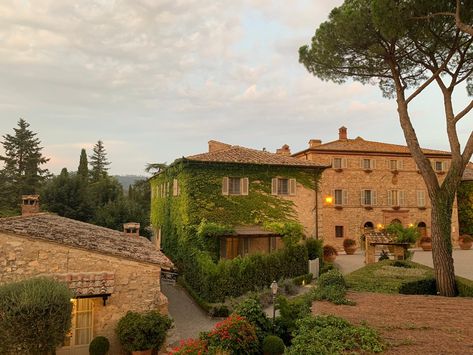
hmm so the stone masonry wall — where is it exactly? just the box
[281,182,317,237]
[0,232,168,354]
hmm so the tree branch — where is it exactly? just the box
[454,100,473,123]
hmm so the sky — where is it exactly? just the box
[0,0,471,175]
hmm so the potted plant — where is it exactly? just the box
[115,311,172,355]
[323,245,338,263]
[342,238,357,255]
[459,234,473,250]
[89,336,110,355]
[419,236,432,251]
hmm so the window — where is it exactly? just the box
[172,179,180,196]
[360,158,375,170]
[332,157,347,169]
[433,161,447,172]
[335,226,344,238]
[388,190,405,207]
[333,189,348,206]
[389,159,403,171]
[417,190,426,207]
[222,177,249,196]
[361,189,376,206]
[270,236,277,251]
[271,178,296,196]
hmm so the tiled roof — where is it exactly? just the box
[54,272,115,297]
[186,145,327,168]
[297,137,451,156]
[0,214,173,269]
[233,225,279,237]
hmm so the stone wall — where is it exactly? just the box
[0,232,168,354]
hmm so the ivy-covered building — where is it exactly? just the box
[150,140,327,261]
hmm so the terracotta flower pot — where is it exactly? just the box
[420,242,432,251]
[323,254,337,263]
[344,245,357,255]
[459,239,472,250]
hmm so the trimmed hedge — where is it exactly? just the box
[184,245,309,303]
[399,276,473,297]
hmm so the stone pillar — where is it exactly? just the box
[21,195,40,216]
[123,222,140,238]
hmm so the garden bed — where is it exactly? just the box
[313,291,473,354]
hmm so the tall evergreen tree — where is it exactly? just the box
[89,140,110,182]
[77,148,88,179]
[0,119,49,210]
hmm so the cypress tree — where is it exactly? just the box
[77,148,88,180]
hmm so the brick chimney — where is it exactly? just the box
[276,144,291,156]
[21,195,40,216]
[339,126,348,140]
[208,140,232,153]
[309,139,322,148]
[123,222,140,238]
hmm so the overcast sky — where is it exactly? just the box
[0,0,471,175]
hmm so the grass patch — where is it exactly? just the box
[346,260,433,294]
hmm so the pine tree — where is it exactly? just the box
[89,140,110,182]
[0,119,49,209]
[77,148,88,180]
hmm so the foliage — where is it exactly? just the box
[386,223,420,244]
[286,315,384,355]
[78,148,89,180]
[89,140,110,182]
[399,278,437,295]
[202,314,259,354]
[89,336,110,355]
[458,181,473,235]
[342,238,356,248]
[313,269,353,305]
[378,250,390,261]
[323,245,338,257]
[169,338,208,355]
[274,294,311,343]
[292,273,313,286]
[0,119,49,213]
[392,260,412,269]
[456,276,473,297]
[319,263,336,275]
[305,238,323,260]
[184,245,308,303]
[233,297,272,347]
[115,310,172,351]
[264,221,304,247]
[262,335,285,355]
[0,277,73,355]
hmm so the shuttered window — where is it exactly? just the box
[335,226,344,238]
[417,190,426,207]
[223,177,249,196]
[272,178,296,196]
[361,159,375,170]
[361,189,376,206]
[333,189,348,206]
[332,157,347,169]
[388,190,406,206]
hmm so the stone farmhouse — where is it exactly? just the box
[292,126,460,249]
[0,195,173,355]
[150,141,327,260]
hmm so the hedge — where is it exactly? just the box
[184,245,309,303]
[399,276,473,297]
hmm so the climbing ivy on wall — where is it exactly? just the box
[458,181,473,235]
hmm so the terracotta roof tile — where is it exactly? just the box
[0,214,173,269]
[297,137,451,156]
[186,145,327,168]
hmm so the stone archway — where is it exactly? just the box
[417,221,427,237]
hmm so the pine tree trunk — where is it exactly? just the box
[431,191,457,297]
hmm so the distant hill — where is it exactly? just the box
[113,175,148,190]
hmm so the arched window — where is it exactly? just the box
[390,219,402,226]
[418,222,427,237]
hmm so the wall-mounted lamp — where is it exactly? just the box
[325,196,333,204]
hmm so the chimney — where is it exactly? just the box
[21,195,40,216]
[339,126,347,140]
[123,222,140,238]
[276,144,291,156]
[208,140,231,153]
[309,139,322,148]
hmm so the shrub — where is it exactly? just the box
[202,314,259,354]
[378,250,390,261]
[115,310,172,352]
[398,278,437,295]
[313,269,353,305]
[280,279,298,295]
[233,298,271,346]
[208,304,230,318]
[262,335,285,354]
[319,263,336,275]
[274,295,311,343]
[457,276,473,297]
[89,336,110,355]
[287,315,384,354]
[386,223,419,244]
[391,260,412,268]
[305,238,323,260]
[0,277,73,354]
[264,221,304,247]
[292,273,313,286]
[323,245,338,257]
[169,338,208,354]
[342,238,356,248]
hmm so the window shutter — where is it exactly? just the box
[173,179,178,196]
[372,190,377,206]
[372,159,376,169]
[241,177,249,196]
[387,190,392,206]
[342,190,348,205]
[222,177,229,195]
[442,161,448,171]
[360,190,364,205]
[289,178,296,196]
[271,178,278,195]
[342,158,347,168]
[399,190,405,206]
[399,160,404,170]
[360,158,364,169]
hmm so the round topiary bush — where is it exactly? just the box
[262,335,285,354]
[0,277,73,355]
[89,336,110,355]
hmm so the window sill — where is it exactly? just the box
[334,168,343,172]
[418,207,427,210]
[334,205,343,210]
[392,206,401,210]
[363,169,373,173]
[391,170,399,175]
[363,206,373,210]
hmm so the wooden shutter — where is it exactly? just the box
[289,178,296,196]
[222,177,229,195]
[417,190,425,207]
[173,179,178,196]
[442,161,448,171]
[360,190,364,205]
[360,158,364,169]
[399,190,406,206]
[372,190,377,206]
[271,178,278,195]
[341,158,347,168]
[342,190,348,205]
[398,160,404,170]
[241,177,249,196]
[371,159,376,169]
[387,190,392,206]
